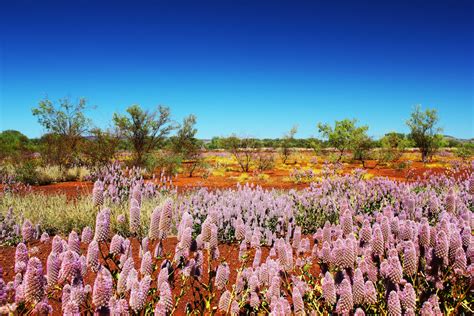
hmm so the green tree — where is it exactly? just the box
[82,128,120,168]
[455,143,474,160]
[222,136,260,172]
[205,137,223,150]
[317,119,369,162]
[406,105,443,162]
[352,133,374,168]
[113,104,177,167]
[171,115,199,157]
[171,115,204,177]
[280,125,298,164]
[382,133,406,148]
[32,97,91,168]
[0,130,34,161]
[378,132,409,162]
[307,137,323,156]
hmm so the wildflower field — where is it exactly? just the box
[2,0,473,314]
[0,162,472,315]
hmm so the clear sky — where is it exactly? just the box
[1,0,473,139]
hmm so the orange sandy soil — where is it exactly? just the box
[30,181,94,196]
[0,237,319,315]
[173,162,446,188]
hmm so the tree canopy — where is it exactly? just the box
[406,105,443,162]
[113,104,177,167]
[32,97,91,137]
[31,97,92,167]
[317,119,369,161]
[0,130,33,161]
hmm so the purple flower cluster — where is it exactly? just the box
[309,182,472,314]
[0,167,471,314]
[88,162,175,204]
[0,208,21,245]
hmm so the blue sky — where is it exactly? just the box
[1,0,473,139]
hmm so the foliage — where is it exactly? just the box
[351,132,374,168]
[170,115,200,159]
[443,137,469,148]
[170,115,204,177]
[309,138,324,155]
[378,132,410,163]
[406,105,443,162]
[222,136,261,172]
[5,161,89,186]
[31,97,91,136]
[205,137,226,150]
[255,152,275,172]
[152,153,182,176]
[32,97,92,168]
[82,128,120,168]
[0,130,36,162]
[113,104,177,167]
[317,119,369,161]
[14,160,41,185]
[205,136,324,150]
[280,125,298,164]
[455,143,474,160]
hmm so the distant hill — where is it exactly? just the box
[443,135,474,144]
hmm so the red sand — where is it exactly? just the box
[0,237,319,315]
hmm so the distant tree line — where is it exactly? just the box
[0,97,472,180]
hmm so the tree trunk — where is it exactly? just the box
[337,149,344,162]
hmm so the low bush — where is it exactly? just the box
[11,163,90,186]
[149,153,182,176]
[255,152,275,171]
[455,144,474,160]
[15,160,41,185]
[289,168,317,184]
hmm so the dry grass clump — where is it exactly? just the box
[0,193,169,237]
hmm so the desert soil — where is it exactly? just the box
[0,236,319,315]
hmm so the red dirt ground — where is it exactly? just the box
[31,181,94,197]
[0,237,319,315]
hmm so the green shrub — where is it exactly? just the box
[81,128,120,168]
[0,130,36,162]
[8,163,90,186]
[255,152,275,171]
[0,164,16,178]
[455,145,473,160]
[152,153,182,176]
[377,132,409,163]
[15,161,41,185]
[65,166,90,182]
[35,165,63,185]
[394,160,412,171]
